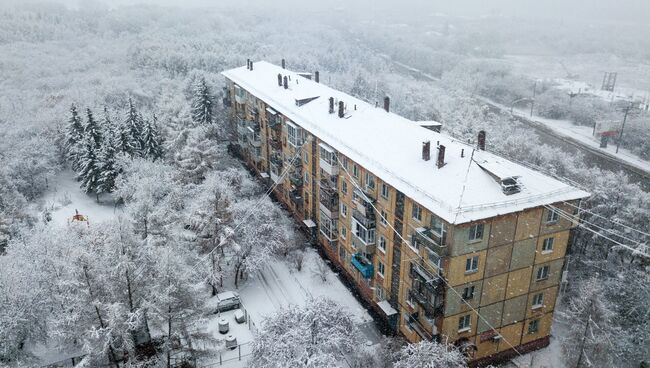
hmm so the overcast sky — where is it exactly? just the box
[2,0,649,24]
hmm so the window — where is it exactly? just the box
[528,319,540,334]
[376,286,385,301]
[465,255,479,274]
[287,123,299,147]
[365,172,376,190]
[341,203,348,217]
[352,164,359,178]
[462,285,475,300]
[339,246,347,262]
[427,249,441,268]
[542,237,554,253]
[412,204,422,222]
[546,209,560,224]
[341,180,348,194]
[532,293,544,308]
[536,265,550,281]
[407,289,416,308]
[378,261,385,277]
[431,216,447,245]
[304,172,310,185]
[352,218,376,245]
[380,210,388,226]
[378,236,387,253]
[468,224,484,241]
[381,183,390,199]
[340,226,347,239]
[341,157,349,170]
[303,152,309,164]
[458,315,471,331]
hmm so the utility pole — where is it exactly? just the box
[575,299,594,368]
[530,80,537,118]
[616,103,632,154]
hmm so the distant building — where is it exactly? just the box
[221,61,589,366]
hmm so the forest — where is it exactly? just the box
[0,1,648,367]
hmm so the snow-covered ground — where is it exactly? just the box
[239,248,374,326]
[40,170,122,227]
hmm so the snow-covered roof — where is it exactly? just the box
[222,61,589,224]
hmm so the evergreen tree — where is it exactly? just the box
[142,114,164,161]
[77,135,102,200]
[65,104,85,170]
[84,108,102,147]
[96,123,119,195]
[123,99,144,156]
[191,77,214,125]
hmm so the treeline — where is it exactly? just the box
[64,99,164,199]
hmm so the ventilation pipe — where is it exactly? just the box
[338,101,345,118]
[283,76,288,90]
[478,130,486,150]
[384,96,390,112]
[461,148,465,158]
[278,74,283,87]
[315,71,320,83]
[250,61,254,70]
[329,97,334,114]
[282,59,286,69]
[422,141,431,161]
[437,145,446,168]
[247,59,250,69]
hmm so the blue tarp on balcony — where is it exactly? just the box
[351,253,374,278]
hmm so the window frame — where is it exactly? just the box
[546,209,560,224]
[465,255,479,274]
[352,164,359,178]
[380,210,388,226]
[458,314,471,332]
[340,226,347,240]
[381,183,390,199]
[341,180,348,194]
[532,293,544,309]
[468,223,484,242]
[378,236,387,253]
[528,319,540,334]
[462,285,476,300]
[365,172,376,190]
[377,260,385,277]
[340,203,348,218]
[412,204,422,222]
[542,237,554,253]
[536,265,550,281]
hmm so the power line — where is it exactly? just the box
[558,200,650,239]
[335,155,527,361]
[544,205,649,259]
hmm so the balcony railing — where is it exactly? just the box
[319,191,339,219]
[290,189,303,207]
[352,207,376,229]
[352,233,376,254]
[413,227,448,257]
[351,253,374,278]
[407,313,437,341]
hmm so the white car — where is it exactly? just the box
[213,291,241,313]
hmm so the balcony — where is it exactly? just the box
[413,227,448,257]
[351,253,374,278]
[319,213,338,242]
[269,137,282,151]
[289,172,303,188]
[410,261,442,290]
[319,193,339,219]
[247,126,262,148]
[290,189,303,207]
[352,207,376,230]
[407,313,437,341]
[352,233,376,254]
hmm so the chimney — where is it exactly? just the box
[250,61,254,70]
[278,74,283,87]
[338,101,345,118]
[247,59,250,69]
[422,141,431,161]
[461,148,465,158]
[329,97,334,114]
[384,96,390,112]
[437,145,446,168]
[283,76,288,90]
[315,71,320,83]
[282,59,286,69]
[478,130,486,150]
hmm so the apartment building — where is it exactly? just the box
[221,60,589,365]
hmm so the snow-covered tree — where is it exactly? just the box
[84,108,102,147]
[172,127,223,184]
[560,277,619,368]
[141,114,164,161]
[65,104,85,170]
[191,77,214,125]
[122,99,145,156]
[393,340,467,368]
[249,298,358,368]
[96,109,120,195]
[77,135,101,199]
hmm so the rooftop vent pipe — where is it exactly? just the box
[422,141,431,161]
[278,74,283,87]
[478,130,486,150]
[338,101,345,118]
[384,96,390,112]
[329,97,334,114]
[247,59,250,69]
[315,71,320,83]
[437,145,446,168]
[250,61,254,70]
[283,76,288,90]
[282,59,286,69]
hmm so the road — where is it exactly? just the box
[378,51,650,189]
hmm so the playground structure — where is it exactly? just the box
[70,209,89,225]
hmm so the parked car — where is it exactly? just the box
[213,291,241,313]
